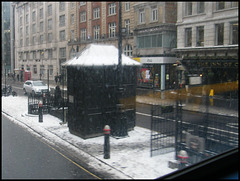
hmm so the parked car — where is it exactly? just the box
[23,80,49,96]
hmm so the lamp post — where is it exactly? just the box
[114,1,128,137]
[174,61,185,160]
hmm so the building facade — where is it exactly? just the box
[13,2,70,80]
[68,2,136,59]
[12,1,178,89]
[133,2,178,90]
[2,2,11,74]
[175,2,238,95]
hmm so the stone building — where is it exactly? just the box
[132,2,178,90]
[2,2,11,74]
[13,2,70,80]
[174,2,238,96]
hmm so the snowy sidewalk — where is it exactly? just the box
[2,95,177,179]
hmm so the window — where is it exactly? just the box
[33,65,37,74]
[197,2,205,14]
[162,31,177,48]
[48,65,53,76]
[32,11,36,22]
[80,2,86,6]
[125,2,130,11]
[60,30,65,41]
[59,2,65,11]
[19,52,23,60]
[108,3,116,16]
[196,26,204,47]
[137,34,162,48]
[33,51,36,59]
[26,52,29,60]
[81,28,86,41]
[40,22,44,32]
[230,22,238,45]
[48,33,52,43]
[93,7,100,19]
[185,2,192,16]
[151,7,158,22]
[230,2,238,8]
[216,2,225,11]
[139,9,145,24]
[185,28,192,47]
[215,23,224,45]
[71,14,74,25]
[125,19,130,34]
[94,25,100,40]
[26,14,29,24]
[32,24,36,34]
[32,36,36,45]
[26,38,29,46]
[48,19,52,30]
[108,22,116,38]
[59,47,66,58]
[26,26,29,35]
[124,44,132,56]
[20,17,22,26]
[59,15,65,27]
[48,5,52,16]
[19,39,23,47]
[40,8,43,19]
[48,49,53,59]
[80,12,86,22]
[71,2,74,9]
[20,28,23,37]
[40,35,44,44]
[40,65,45,77]
[39,35,44,44]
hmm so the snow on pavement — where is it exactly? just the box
[2,95,177,179]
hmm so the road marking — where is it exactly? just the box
[136,112,151,117]
[36,137,102,180]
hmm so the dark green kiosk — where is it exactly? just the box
[62,44,141,139]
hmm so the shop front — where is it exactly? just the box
[182,58,238,98]
[133,56,177,90]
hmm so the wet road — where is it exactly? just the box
[1,114,100,179]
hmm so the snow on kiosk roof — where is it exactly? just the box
[62,44,141,67]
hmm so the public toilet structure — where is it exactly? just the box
[62,44,141,139]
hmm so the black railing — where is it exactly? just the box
[150,103,176,157]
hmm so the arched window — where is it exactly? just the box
[124,44,132,57]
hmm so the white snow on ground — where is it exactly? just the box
[2,95,177,179]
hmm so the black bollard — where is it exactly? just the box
[39,101,43,123]
[103,125,110,159]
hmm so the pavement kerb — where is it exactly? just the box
[2,110,133,179]
[2,78,238,117]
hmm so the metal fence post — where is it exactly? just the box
[39,101,43,123]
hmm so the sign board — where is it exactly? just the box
[189,76,202,85]
[136,57,177,64]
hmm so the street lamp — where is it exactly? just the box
[113,1,128,137]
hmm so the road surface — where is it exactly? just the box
[2,114,101,179]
